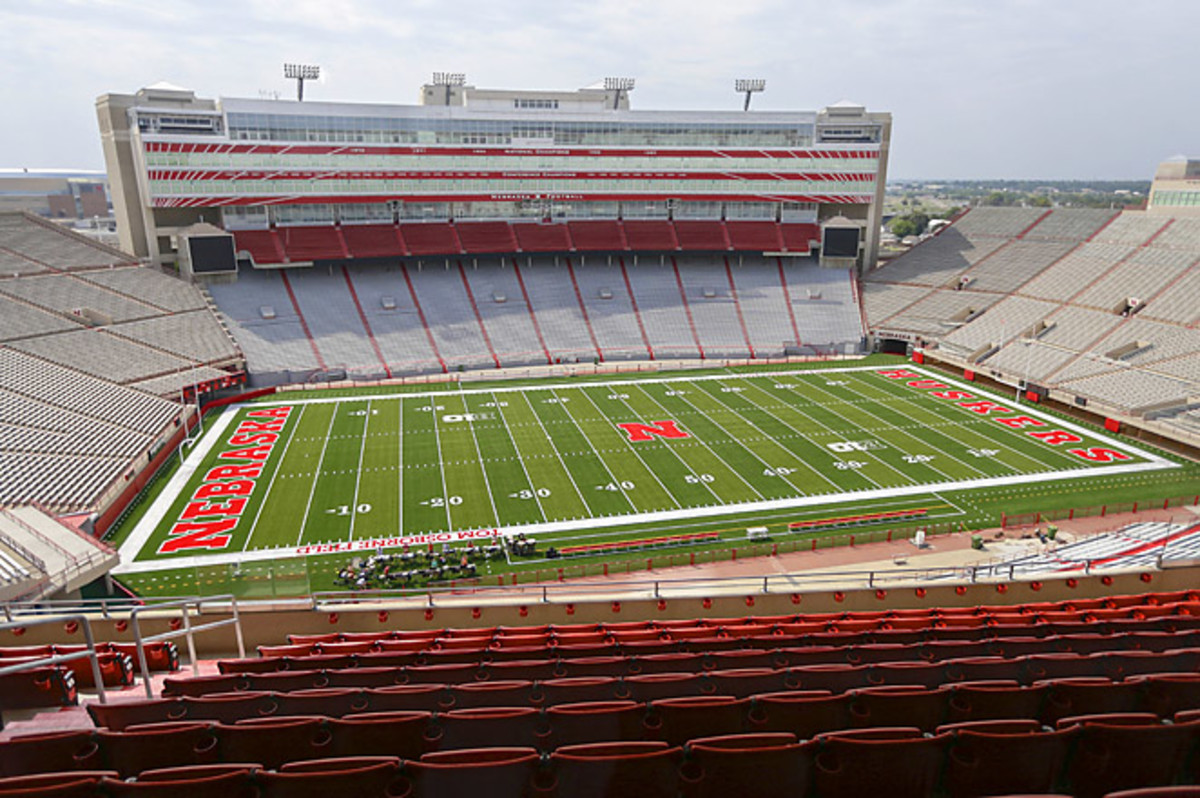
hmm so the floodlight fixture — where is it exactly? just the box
[603,77,636,109]
[284,63,321,101]
[735,78,766,111]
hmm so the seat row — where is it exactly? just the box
[90,667,1200,732]
[206,624,1200,681]
[279,594,1200,648]
[4,718,1198,798]
[226,616,1200,675]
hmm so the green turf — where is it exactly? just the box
[121,362,1185,584]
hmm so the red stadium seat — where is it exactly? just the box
[409,747,539,798]
[942,726,1076,798]
[327,710,433,759]
[542,741,682,798]
[546,700,646,749]
[811,730,951,798]
[679,732,812,798]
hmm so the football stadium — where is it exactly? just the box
[0,71,1198,797]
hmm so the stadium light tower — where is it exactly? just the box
[735,79,766,111]
[604,77,636,109]
[432,71,467,105]
[284,63,321,102]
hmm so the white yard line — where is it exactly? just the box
[348,400,371,541]
[242,404,307,552]
[397,398,404,537]
[603,386,723,505]
[460,395,502,529]
[799,375,987,482]
[428,400,453,531]
[116,410,238,564]
[737,377,896,489]
[575,386,682,510]
[114,456,1174,574]
[731,380,844,492]
[295,406,339,546]
[516,390,593,515]
[487,391,550,519]
[549,387,639,513]
[679,378,816,496]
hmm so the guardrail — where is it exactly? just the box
[0,613,107,724]
[129,595,246,698]
[305,560,1067,611]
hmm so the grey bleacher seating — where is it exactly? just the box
[207,271,322,379]
[963,240,1076,293]
[285,267,389,375]
[1017,242,1137,302]
[624,261,702,360]
[867,208,1200,430]
[730,259,800,355]
[0,294,81,341]
[80,266,211,312]
[1090,212,1169,245]
[205,255,865,380]
[1021,208,1118,241]
[567,258,650,362]
[0,347,178,512]
[519,259,606,362]
[462,261,548,367]
[675,257,750,355]
[0,213,130,271]
[948,206,1048,238]
[9,329,193,384]
[0,273,160,322]
[341,266,442,375]
[862,283,935,328]
[404,264,493,371]
[109,311,240,365]
[865,228,1007,287]
[1072,247,1196,311]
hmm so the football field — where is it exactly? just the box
[119,364,1174,569]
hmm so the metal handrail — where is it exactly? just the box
[0,614,107,714]
[307,557,1112,610]
[129,594,245,698]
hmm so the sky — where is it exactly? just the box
[1,0,1196,180]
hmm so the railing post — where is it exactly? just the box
[231,597,246,659]
[183,602,199,678]
[762,576,769,594]
[79,616,107,705]
[542,585,548,604]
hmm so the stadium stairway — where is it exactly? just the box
[3,592,1198,796]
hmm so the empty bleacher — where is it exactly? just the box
[207,255,865,380]
[0,348,178,512]
[868,208,1200,427]
[0,213,132,271]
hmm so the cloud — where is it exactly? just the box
[0,0,1197,178]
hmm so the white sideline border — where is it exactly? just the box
[115,365,1179,575]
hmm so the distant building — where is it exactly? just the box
[1148,156,1200,215]
[0,169,109,219]
[96,80,891,271]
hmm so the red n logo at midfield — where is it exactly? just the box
[618,420,690,442]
